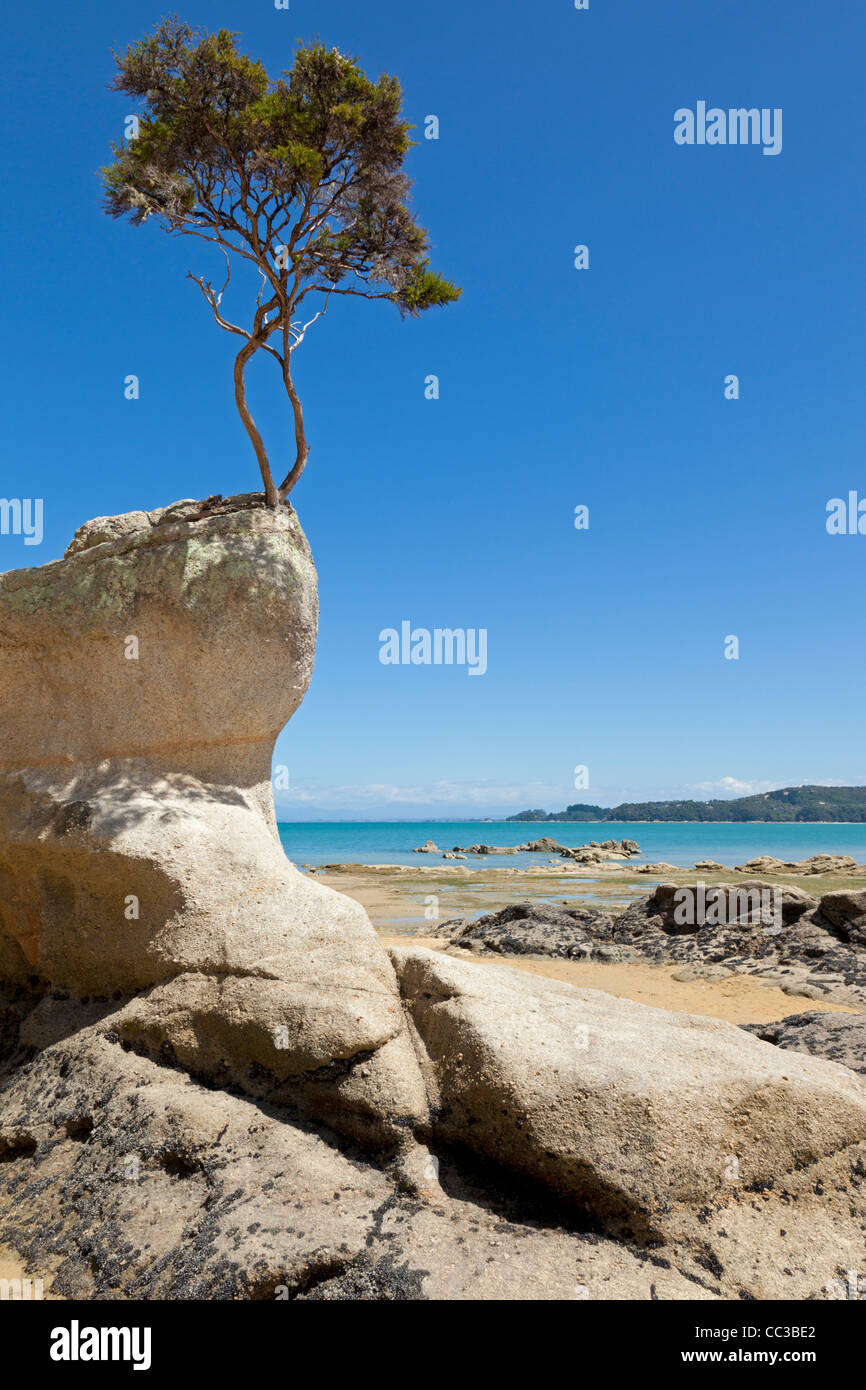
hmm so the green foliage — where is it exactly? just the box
[101,18,460,501]
[102,18,460,311]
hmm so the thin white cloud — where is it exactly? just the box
[276,779,566,812]
[689,776,778,797]
[687,776,866,798]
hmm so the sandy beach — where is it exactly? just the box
[379,933,855,1024]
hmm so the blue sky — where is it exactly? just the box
[2,0,864,817]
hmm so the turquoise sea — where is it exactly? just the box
[277,821,866,870]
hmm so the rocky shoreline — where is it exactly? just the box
[441,880,866,1010]
[414,836,641,864]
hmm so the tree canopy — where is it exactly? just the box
[103,18,460,505]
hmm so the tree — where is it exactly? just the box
[103,18,460,507]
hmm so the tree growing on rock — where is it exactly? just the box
[103,18,460,507]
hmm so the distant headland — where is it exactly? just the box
[507,785,866,823]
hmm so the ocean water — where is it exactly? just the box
[277,821,866,870]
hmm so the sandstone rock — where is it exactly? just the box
[389,946,866,1240]
[801,854,859,874]
[735,856,799,874]
[0,1004,723,1301]
[0,497,426,1145]
[414,840,439,854]
[559,847,609,864]
[3,982,866,1300]
[781,982,829,1000]
[736,854,859,876]
[0,1015,398,1298]
[670,965,733,982]
[63,509,153,556]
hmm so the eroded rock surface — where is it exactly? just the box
[3,995,866,1301]
[444,901,624,961]
[389,946,866,1244]
[613,882,866,1007]
[0,497,426,1144]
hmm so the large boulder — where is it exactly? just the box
[445,901,619,960]
[814,889,866,946]
[0,496,426,1144]
[611,881,819,968]
[389,946,866,1240]
[0,1008,726,1301]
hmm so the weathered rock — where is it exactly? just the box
[3,982,866,1300]
[744,1010,866,1077]
[617,881,818,935]
[456,844,517,856]
[0,498,427,1144]
[0,1004,722,1300]
[389,946,866,1241]
[736,854,859,876]
[670,965,733,982]
[606,882,866,1007]
[0,1017,397,1298]
[814,890,866,946]
[444,901,613,959]
[414,840,439,854]
[736,856,799,874]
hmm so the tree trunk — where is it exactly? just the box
[277,364,309,500]
[233,341,279,508]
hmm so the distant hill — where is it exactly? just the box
[507,786,866,823]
